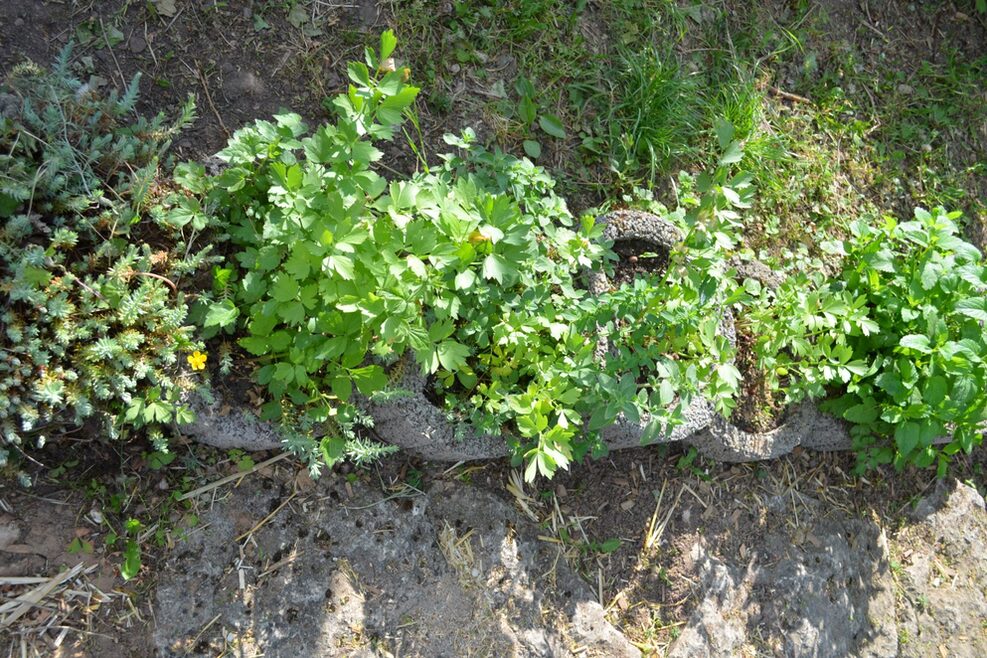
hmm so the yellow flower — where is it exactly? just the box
[187,351,207,371]
[468,229,490,244]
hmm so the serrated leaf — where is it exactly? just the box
[436,340,470,372]
[240,336,271,355]
[146,451,175,470]
[278,301,306,324]
[351,365,388,396]
[380,30,397,60]
[328,255,355,280]
[406,255,427,278]
[331,376,352,401]
[320,436,347,467]
[153,0,177,17]
[482,253,510,283]
[899,334,931,353]
[204,299,239,328]
[955,298,987,322]
[347,61,371,86]
[718,141,744,165]
[894,421,920,456]
[454,269,476,290]
[271,275,300,303]
[923,376,947,406]
[843,401,879,424]
[714,118,735,150]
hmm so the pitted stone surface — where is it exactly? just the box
[667,480,987,658]
[154,474,639,658]
[600,397,716,449]
[690,403,853,462]
[180,388,283,451]
[356,359,512,461]
[729,255,785,289]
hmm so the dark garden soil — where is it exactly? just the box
[731,324,786,434]
[0,0,424,174]
[3,1,987,656]
[611,238,671,289]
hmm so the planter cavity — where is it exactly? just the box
[586,210,734,449]
[687,257,855,461]
[586,209,684,297]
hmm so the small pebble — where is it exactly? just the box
[129,36,147,54]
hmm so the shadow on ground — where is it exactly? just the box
[152,463,639,657]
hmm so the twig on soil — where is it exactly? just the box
[0,563,106,632]
[769,86,813,105]
[646,485,684,552]
[258,550,304,580]
[162,5,188,34]
[644,482,666,551]
[235,492,297,543]
[192,63,231,138]
[506,470,540,522]
[143,22,159,68]
[339,484,422,511]
[176,452,291,501]
[678,482,708,509]
[97,17,127,90]
[188,613,222,652]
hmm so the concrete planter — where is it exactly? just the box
[356,358,512,462]
[587,209,734,448]
[687,402,853,462]
[179,386,283,451]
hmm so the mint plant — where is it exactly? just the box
[820,207,987,474]
[408,129,605,480]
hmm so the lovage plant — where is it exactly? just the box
[406,129,606,480]
[821,207,987,474]
[195,32,425,470]
[197,33,610,479]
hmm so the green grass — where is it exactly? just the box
[605,46,702,188]
[368,0,984,258]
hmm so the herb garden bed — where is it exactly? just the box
[3,32,986,487]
